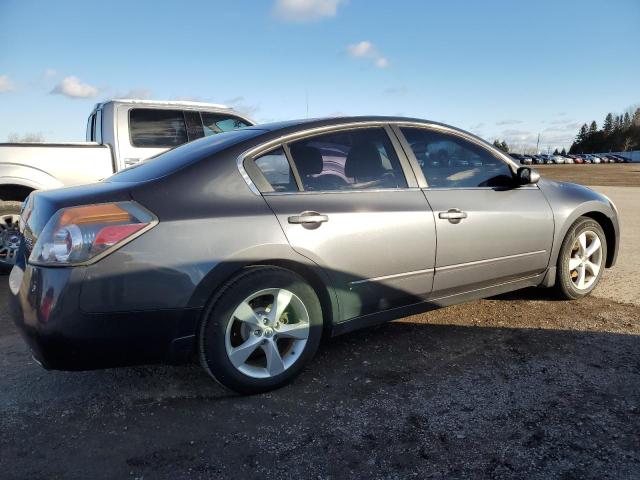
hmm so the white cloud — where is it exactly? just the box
[273,0,347,22]
[383,86,408,96]
[0,75,15,93]
[50,76,98,98]
[44,68,57,78]
[347,40,389,69]
[496,119,523,126]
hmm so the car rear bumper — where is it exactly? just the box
[9,256,200,371]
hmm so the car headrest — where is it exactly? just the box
[344,142,384,179]
[290,145,323,176]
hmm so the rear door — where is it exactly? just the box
[248,125,437,321]
[395,125,554,298]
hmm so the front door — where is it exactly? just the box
[396,126,554,297]
[252,126,437,321]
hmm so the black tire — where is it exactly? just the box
[198,266,323,394]
[0,201,23,274]
[555,217,607,300]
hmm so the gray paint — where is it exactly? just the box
[20,116,620,335]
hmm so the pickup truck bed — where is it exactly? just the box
[0,142,113,191]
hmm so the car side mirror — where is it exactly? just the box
[516,167,540,185]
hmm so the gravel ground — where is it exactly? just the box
[1,164,639,479]
[536,163,640,187]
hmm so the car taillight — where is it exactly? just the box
[29,202,156,266]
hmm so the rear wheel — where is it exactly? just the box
[0,201,23,273]
[555,217,606,299]
[198,267,323,394]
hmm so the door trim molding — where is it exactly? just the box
[437,250,547,272]
[348,267,434,286]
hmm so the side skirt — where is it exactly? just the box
[331,272,546,337]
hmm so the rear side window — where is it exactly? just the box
[129,109,188,148]
[287,128,407,191]
[201,112,251,136]
[254,148,297,192]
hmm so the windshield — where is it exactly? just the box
[108,128,266,183]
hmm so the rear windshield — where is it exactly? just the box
[108,128,266,183]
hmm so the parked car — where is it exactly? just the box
[10,116,620,394]
[0,99,254,270]
[520,156,534,165]
[551,155,566,164]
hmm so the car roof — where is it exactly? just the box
[243,115,474,137]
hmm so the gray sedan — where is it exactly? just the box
[10,117,620,393]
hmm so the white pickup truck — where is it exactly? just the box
[0,99,254,269]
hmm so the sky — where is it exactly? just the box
[0,0,639,152]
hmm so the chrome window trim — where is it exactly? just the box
[391,121,520,170]
[237,120,520,195]
[262,187,422,197]
[238,121,409,195]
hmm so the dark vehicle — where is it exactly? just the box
[10,117,620,393]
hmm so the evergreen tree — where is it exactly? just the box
[576,123,588,142]
[561,147,567,155]
[623,112,632,129]
[633,108,640,127]
[603,113,614,135]
[614,115,622,131]
[492,139,509,153]
[589,121,598,134]
[553,148,559,155]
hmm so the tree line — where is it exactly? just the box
[570,107,640,154]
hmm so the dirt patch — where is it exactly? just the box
[536,163,640,187]
[1,285,639,479]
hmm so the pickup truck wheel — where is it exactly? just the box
[0,201,23,273]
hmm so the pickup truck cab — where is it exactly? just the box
[0,99,254,269]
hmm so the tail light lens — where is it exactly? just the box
[29,202,157,266]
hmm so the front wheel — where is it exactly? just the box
[555,217,607,300]
[198,267,323,394]
[0,201,23,274]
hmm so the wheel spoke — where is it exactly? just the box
[568,257,581,270]
[576,264,586,289]
[232,301,262,327]
[585,236,601,258]
[578,233,587,255]
[585,261,600,277]
[263,341,285,376]
[270,289,292,324]
[228,335,262,368]
[277,322,309,340]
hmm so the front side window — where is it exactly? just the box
[287,127,407,191]
[254,148,297,192]
[201,112,250,136]
[129,109,188,148]
[400,127,514,188]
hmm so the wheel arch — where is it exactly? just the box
[582,211,617,268]
[0,183,36,203]
[189,249,340,333]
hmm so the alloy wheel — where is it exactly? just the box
[224,288,310,379]
[568,230,603,290]
[0,213,21,265]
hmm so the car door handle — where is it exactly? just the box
[288,212,329,225]
[439,209,468,221]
